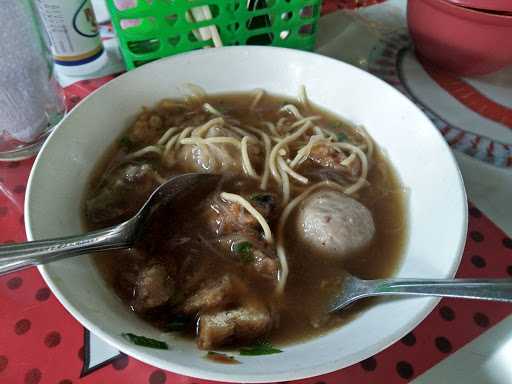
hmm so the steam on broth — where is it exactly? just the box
[83,87,407,350]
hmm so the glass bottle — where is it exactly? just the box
[0,0,65,160]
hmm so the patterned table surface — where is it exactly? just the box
[2,1,512,383]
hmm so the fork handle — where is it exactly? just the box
[373,278,512,302]
[0,223,132,275]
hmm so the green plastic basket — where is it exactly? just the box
[106,0,322,70]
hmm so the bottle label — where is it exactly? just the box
[36,0,104,66]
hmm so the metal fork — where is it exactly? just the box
[328,272,512,313]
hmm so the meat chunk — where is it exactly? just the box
[182,275,246,315]
[217,235,279,281]
[309,144,361,179]
[85,164,159,224]
[128,110,164,145]
[252,249,279,279]
[205,192,278,236]
[197,301,273,349]
[133,264,175,311]
[297,190,375,259]
[246,193,279,221]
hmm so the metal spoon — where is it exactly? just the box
[0,173,221,275]
[328,271,512,313]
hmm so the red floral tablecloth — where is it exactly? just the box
[2,1,512,383]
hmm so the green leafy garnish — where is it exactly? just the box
[119,136,134,149]
[336,132,348,142]
[122,333,168,349]
[166,314,188,332]
[206,351,241,364]
[169,290,185,306]
[240,252,255,264]
[240,341,282,356]
[234,241,254,264]
[250,193,273,204]
[234,241,252,254]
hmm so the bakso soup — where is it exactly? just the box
[83,88,407,350]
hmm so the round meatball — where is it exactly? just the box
[297,190,375,259]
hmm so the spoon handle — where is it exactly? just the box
[373,278,512,302]
[0,221,134,275]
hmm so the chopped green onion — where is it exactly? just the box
[166,315,188,332]
[240,341,282,356]
[336,132,348,142]
[170,290,185,306]
[234,241,252,254]
[119,136,133,149]
[122,333,168,349]
[250,193,273,204]
[233,241,254,264]
[239,252,255,264]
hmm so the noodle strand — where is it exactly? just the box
[220,192,273,243]
[241,136,257,177]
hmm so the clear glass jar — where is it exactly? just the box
[0,0,65,161]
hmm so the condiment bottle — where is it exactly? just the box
[35,0,107,77]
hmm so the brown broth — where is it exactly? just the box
[83,92,407,348]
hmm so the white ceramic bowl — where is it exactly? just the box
[25,46,467,383]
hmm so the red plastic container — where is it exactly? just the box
[447,0,512,13]
[407,0,512,76]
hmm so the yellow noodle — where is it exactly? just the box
[246,126,272,190]
[291,115,322,128]
[276,117,288,132]
[250,89,265,111]
[277,157,291,204]
[220,192,273,243]
[280,104,304,119]
[152,171,167,184]
[340,152,357,167]
[202,137,241,146]
[227,124,259,141]
[192,117,224,137]
[297,84,310,111]
[157,127,179,145]
[279,157,309,184]
[174,127,194,150]
[333,142,369,194]
[163,134,180,158]
[124,145,162,160]
[289,134,327,168]
[183,83,206,102]
[269,121,312,183]
[356,124,374,160]
[203,103,223,116]
[262,121,279,137]
[241,136,257,177]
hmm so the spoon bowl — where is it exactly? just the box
[0,173,221,274]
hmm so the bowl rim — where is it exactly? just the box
[414,0,512,23]
[447,0,512,13]
[25,45,468,382]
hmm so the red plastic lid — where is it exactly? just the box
[447,0,512,12]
